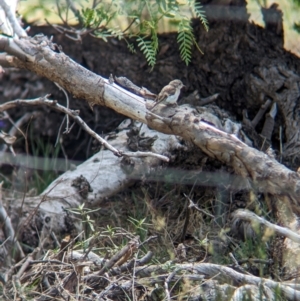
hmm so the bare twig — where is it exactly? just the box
[19,179,64,233]
[0,182,25,260]
[98,236,139,276]
[55,115,66,147]
[228,252,251,275]
[261,102,277,140]
[65,0,83,25]
[279,125,283,162]
[0,96,169,162]
[198,93,219,106]
[164,269,177,301]
[56,0,67,26]
[1,111,26,140]
[122,18,137,33]
[135,262,300,300]
[232,209,300,244]
[184,194,215,218]
[123,151,169,162]
[109,251,153,276]
[55,231,84,261]
[54,82,70,133]
[16,248,40,279]
[44,20,83,41]
[0,0,26,37]
[115,76,157,100]
[138,235,158,249]
[251,99,272,128]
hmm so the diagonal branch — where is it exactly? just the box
[0,95,169,162]
[0,35,299,201]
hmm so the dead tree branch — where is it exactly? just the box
[0,96,169,162]
[232,209,300,244]
[0,0,26,37]
[0,35,299,201]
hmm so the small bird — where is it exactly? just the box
[152,79,185,108]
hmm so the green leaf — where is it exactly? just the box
[177,19,194,65]
[81,7,96,27]
[41,0,209,67]
[136,36,157,68]
[127,43,136,53]
[187,0,209,31]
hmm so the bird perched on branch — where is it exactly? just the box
[152,79,185,109]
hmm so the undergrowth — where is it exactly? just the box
[20,0,209,68]
[0,176,288,300]
[29,138,61,194]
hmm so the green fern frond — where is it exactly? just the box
[107,27,124,40]
[95,7,115,25]
[187,0,209,31]
[81,6,115,29]
[137,36,157,68]
[150,27,159,50]
[95,27,123,42]
[81,8,96,27]
[127,42,136,53]
[194,2,209,31]
[177,19,194,65]
[136,19,159,68]
[158,0,167,11]
[158,0,179,17]
[54,0,209,68]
